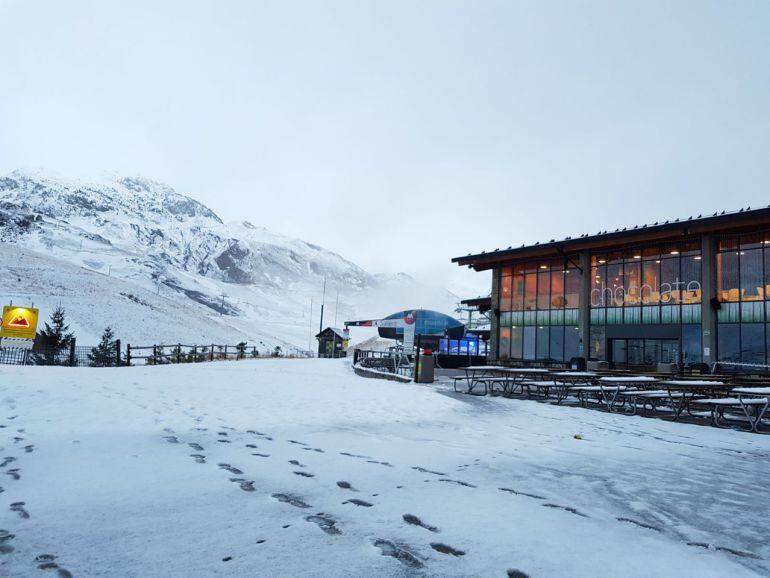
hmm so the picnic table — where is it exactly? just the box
[659,380,730,421]
[547,372,598,403]
[698,386,770,432]
[494,367,550,395]
[573,376,658,412]
[454,366,511,396]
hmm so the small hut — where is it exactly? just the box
[316,327,350,358]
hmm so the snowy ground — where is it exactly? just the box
[1,360,769,578]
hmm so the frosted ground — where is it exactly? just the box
[1,360,768,577]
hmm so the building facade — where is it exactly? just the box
[453,208,770,369]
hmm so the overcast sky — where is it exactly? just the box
[1,1,769,297]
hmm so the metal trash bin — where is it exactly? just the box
[417,349,435,383]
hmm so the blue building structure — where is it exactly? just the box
[376,309,464,340]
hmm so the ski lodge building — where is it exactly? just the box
[452,207,770,370]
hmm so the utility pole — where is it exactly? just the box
[220,293,227,316]
[333,288,339,328]
[319,277,326,334]
[308,298,313,353]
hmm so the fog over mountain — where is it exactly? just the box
[0,170,458,347]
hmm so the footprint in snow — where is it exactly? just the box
[507,570,531,578]
[271,493,311,509]
[616,517,662,532]
[10,502,29,519]
[229,478,256,492]
[0,457,16,468]
[402,514,438,533]
[373,539,423,568]
[340,451,371,459]
[343,499,372,507]
[437,478,476,488]
[336,481,356,491]
[293,471,314,478]
[430,543,465,556]
[190,454,206,464]
[0,529,15,554]
[188,442,204,451]
[36,553,74,577]
[23,445,34,453]
[305,514,341,535]
[218,463,243,475]
[252,453,270,458]
[412,466,446,476]
[5,469,20,481]
[499,487,546,500]
[542,503,588,517]
[163,436,179,444]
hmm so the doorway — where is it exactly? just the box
[610,338,680,369]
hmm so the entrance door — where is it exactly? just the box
[609,338,680,369]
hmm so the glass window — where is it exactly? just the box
[627,339,644,365]
[717,324,740,362]
[524,273,537,311]
[660,257,680,304]
[537,269,550,310]
[498,327,511,359]
[765,249,770,301]
[536,326,549,360]
[590,327,606,360]
[511,269,525,311]
[550,268,565,309]
[510,326,523,359]
[564,326,580,361]
[641,260,660,305]
[681,254,702,304]
[607,262,624,307]
[740,248,763,302]
[741,324,765,364]
[549,326,564,362]
[565,266,580,309]
[624,260,641,305]
[719,237,738,251]
[523,326,536,360]
[499,274,512,311]
[682,325,702,364]
[717,251,740,302]
[591,264,606,308]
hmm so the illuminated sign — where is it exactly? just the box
[590,278,701,307]
[0,306,39,340]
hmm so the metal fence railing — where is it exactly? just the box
[353,349,414,378]
[125,343,314,365]
[0,340,122,367]
[0,338,314,367]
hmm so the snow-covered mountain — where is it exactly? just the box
[0,170,458,348]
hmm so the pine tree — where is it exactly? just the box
[33,305,74,365]
[88,326,116,367]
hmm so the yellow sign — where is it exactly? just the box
[0,306,39,340]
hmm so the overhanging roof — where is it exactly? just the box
[460,296,492,312]
[452,206,770,272]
